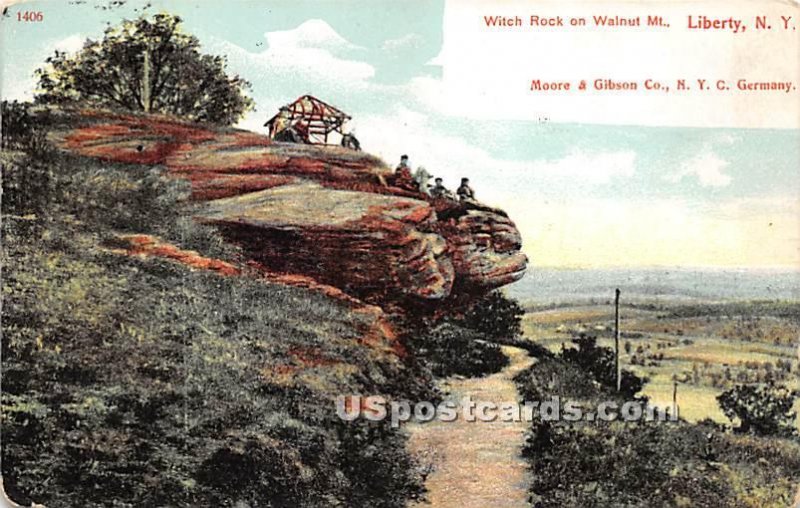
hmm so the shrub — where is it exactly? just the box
[2,219,427,507]
[400,291,524,379]
[2,148,236,260]
[514,356,601,402]
[405,322,508,378]
[522,419,744,507]
[717,383,798,437]
[461,291,524,342]
[1,101,50,151]
[515,356,800,507]
[560,335,646,399]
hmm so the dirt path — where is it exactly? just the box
[407,346,535,508]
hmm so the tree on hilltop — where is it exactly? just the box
[35,13,253,125]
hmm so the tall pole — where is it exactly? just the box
[672,382,678,419]
[142,44,151,113]
[615,288,621,392]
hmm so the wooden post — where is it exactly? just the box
[142,45,151,113]
[615,288,621,392]
[673,382,679,419]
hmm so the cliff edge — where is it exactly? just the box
[50,108,528,306]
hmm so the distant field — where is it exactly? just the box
[508,267,800,303]
[523,300,800,426]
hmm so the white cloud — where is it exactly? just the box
[203,20,378,132]
[54,34,85,54]
[532,150,636,184]
[381,33,424,51]
[209,21,444,137]
[406,75,446,108]
[209,24,374,87]
[425,49,444,66]
[212,21,450,134]
[667,149,732,187]
[357,105,636,210]
[265,19,363,53]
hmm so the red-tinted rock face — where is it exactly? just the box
[200,182,456,303]
[447,209,528,291]
[51,108,528,306]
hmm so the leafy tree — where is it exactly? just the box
[35,13,253,125]
[400,292,522,379]
[462,291,524,341]
[717,383,797,437]
[405,322,508,378]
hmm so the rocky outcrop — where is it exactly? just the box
[445,208,528,291]
[200,182,455,302]
[51,108,528,306]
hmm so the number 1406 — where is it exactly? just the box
[18,11,44,22]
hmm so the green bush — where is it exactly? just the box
[523,419,744,507]
[2,149,235,260]
[718,383,797,437]
[2,219,427,507]
[1,101,50,151]
[400,291,526,379]
[560,335,646,399]
[515,354,800,507]
[405,322,508,378]
[514,355,601,402]
[461,291,524,342]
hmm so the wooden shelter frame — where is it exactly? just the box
[264,95,351,144]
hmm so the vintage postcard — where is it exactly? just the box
[1,0,798,506]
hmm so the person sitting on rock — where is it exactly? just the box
[395,154,412,179]
[269,106,290,139]
[413,166,433,195]
[457,177,476,202]
[341,130,361,151]
[430,177,455,200]
[393,154,418,191]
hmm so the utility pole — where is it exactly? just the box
[142,44,151,113]
[615,288,621,392]
[672,382,679,419]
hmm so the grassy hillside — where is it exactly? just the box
[514,337,800,507]
[1,143,430,507]
[520,300,800,506]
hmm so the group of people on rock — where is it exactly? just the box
[393,154,476,203]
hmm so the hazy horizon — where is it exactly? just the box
[507,266,800,304]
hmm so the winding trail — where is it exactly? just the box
[407,346,535,507]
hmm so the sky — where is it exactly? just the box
[2,0,799,269]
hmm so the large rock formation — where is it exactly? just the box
[51,108,528,306]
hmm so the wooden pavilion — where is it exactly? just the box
[264,95,351,145]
